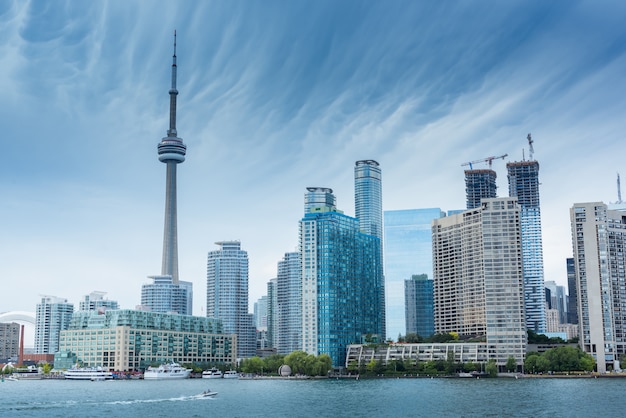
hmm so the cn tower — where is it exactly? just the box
[158,31,186,284]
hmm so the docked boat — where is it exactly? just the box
[202,368,223,379]
[64,366,113,381]
[223,370,239,379]
[144,361,191,380]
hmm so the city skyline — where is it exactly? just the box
[2,2,626,318]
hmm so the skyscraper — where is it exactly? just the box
[570,202,626,373]
[384,208,445,339]
[276,252,302,354]
[465,169,497,209]
[206,241,255,358]
[300,187,384,366]
[507,159,546,332]
[34,296,74,354]
[432,198,526,366]
[159,32,186,285]
[144,33,192,314]
[354,160,385,339]
[266,278,277,348]
[566,258,578,324]
[404,274,434,338]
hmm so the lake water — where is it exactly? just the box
[0,376,622,417]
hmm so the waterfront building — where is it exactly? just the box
[206,241,255,358]
[276,252,302,354]
[465,169,497,210]
[355,160,385,339]
[79,291,119,312]
[254,296,268,331]
[566,258,579,324]
[570,202,626,373]
[507,160,547,332]
[141,275,193,315]
[300,187,384,367]
[0,322,20,361]
[58,309,235,371]
[384,208,445,339]
[432,198,526,366]
[404,274,434,338]
[266,278,277,348]
[34,296,74,355]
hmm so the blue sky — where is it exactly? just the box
[2,1,626,340]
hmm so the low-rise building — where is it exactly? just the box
[58,309,236,371]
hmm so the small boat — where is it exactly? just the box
[144,361,192,380]
[223,370,239,379]
[200,389,218,398]
[64,366,113,381]
[202,368,223,379]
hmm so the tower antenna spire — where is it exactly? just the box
[618,172,623,204]
[527,133,534,161]
[167,30,178,138]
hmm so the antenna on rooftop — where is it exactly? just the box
[618,172,623,204]
[527,133,534,161]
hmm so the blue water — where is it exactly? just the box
[0,377,622,417]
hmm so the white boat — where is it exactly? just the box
[144,361,191,380]
[199,390,218,398]
[223,370,239,379]
[64,366,113,381]
[202,368,223,379]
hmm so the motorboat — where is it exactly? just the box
[64,366,113,381]
[202,368,223,379]
[144,361,192,380]
[199,389,218,398]
[223,370,239,379]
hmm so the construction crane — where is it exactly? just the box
[461,154,508,170]
[527,133,534,160]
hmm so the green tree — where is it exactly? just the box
[42,363,53,374]
[485,359,498,377]
[241,357,264,374]
[317,354,332,376]
[263,354,285,375]
[405,333,421,343]
[463,361,477,372]
[285,351,309,375]
[524,352,541,374]
[505,356,517,373]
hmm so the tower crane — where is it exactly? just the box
[461,154,508,170]
[527,133,534,161]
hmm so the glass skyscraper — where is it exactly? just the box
[300,187,383,367]
[354,160,385,339]
[384,208,444,339]
[404,274,434,338]
[566,258,578,325]
[507,160,546,332]
[141,275,193,315]
[276,252,302,354]
[206,241,255,358]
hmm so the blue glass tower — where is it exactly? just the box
[405,274,434,337]
[507,160,546,332]
[384,208,444,339]
[301,188,383,367]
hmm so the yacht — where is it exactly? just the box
[223,370,239,379]
[64,366,113,381]
[144,361,191,380]
[202,368,223,379]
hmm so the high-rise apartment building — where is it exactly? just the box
[384,208,445,338]
[141,276,193,315]
[254,296,268,331]
[545,281,567,325]
[404,274,434,338]
[432,198,526,365]
[266,278,277,348]
[570,202,626,373]
[276,252,302,354]
[0,322,20,361]
[300,187,384,366]
[355,160,385,339]
[79,291,119,312]
[507,159,547,333]
[465,169,497,209]
[207,241,255,358]
[34,296,74,354]
[566,258,578,324]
